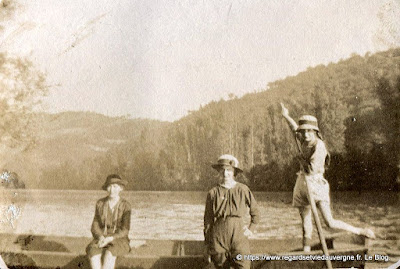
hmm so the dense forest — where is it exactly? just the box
[4,48,400,191]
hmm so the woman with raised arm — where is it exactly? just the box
[281,103,375,252]
[204,154,260,269]
[86,174,131,269]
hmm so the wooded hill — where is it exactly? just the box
[2,112,166,189]
[6,48,400,191]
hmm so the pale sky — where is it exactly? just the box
[1,0,399,121]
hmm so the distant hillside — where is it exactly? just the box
[113,47,399,192]
[34,112,166,164]
[3,112,166,188]
[5,48,399,191]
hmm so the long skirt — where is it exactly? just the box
[86,237,130,257]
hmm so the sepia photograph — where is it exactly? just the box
[1,0,400,268]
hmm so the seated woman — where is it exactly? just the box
[86,174,131,269]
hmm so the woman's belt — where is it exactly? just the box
[215,215,241,221]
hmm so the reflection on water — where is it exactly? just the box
[0,190,398,243]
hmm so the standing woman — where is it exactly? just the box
[204,154,260,269]
[86,174,131,269]
[281,103,375,252]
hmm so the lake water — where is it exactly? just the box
[1,189,399,267]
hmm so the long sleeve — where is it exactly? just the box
[246,190,260,231]
[203,192,214,246]
[112,201,131,239]
[91,202,103,239]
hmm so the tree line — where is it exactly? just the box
[36,48,400,191]
[1,43,399,191]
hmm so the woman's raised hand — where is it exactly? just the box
[281,103,289,117]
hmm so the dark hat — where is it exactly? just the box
[296,115,319,132]
[102,174,127,190]
[211,154,243,173]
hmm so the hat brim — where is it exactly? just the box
[297,124,319,132]
[211,164,243,173]
[102,180,127,190]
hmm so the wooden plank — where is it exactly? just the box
[0,233,368,268]
[0,232,363,255]
[1,251,209,269]
[1,249,367,269]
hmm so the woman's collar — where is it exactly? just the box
[219,180,237,189]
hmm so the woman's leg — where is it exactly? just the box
[299,206,313,251]
[89,254,102,269]
[102,250,117,269]
[317,201,375,238]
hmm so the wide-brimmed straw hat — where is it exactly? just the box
[102,174,127,190]
[297,115,319,132]
[211,154,243,173]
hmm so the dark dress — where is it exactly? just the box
[204,183,260,269]
[86,197,131,257]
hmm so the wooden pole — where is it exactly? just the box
[294,137,333,269]
[304,176,333,268]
